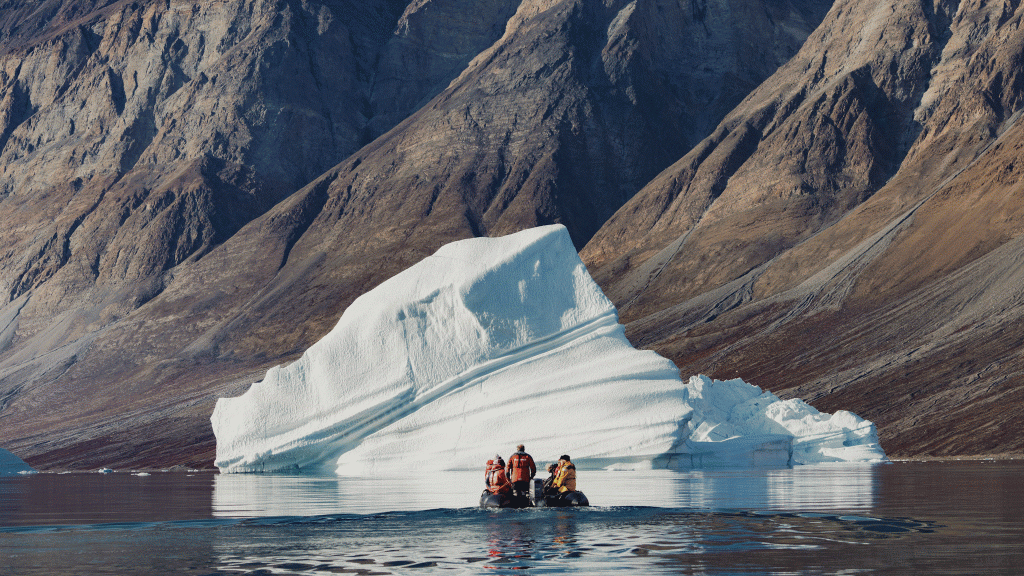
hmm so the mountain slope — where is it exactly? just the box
[582,0,1024,457]
[0,0,827,469]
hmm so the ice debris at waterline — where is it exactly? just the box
[212,225,885,474]
[0,447,36,476]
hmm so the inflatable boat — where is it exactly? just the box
[536,490,589,507]
[479,478,589,508]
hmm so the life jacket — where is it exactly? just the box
[484,459,495,486]
[506,451,536,482]
[487,467,512,494]
[552,461,577,493]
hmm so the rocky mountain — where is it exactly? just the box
[3,0,1020,468]
[582,0,1024,457]
[0,0,830,469]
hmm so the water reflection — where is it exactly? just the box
[0,472,214,526]
[212,472,486,516]
[766,463,877,509]
[483,514,549,570]
[212,464,878,517]
[5,463,1024,575]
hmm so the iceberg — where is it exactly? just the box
[679,375,884,467]
[0,447,36,476]
[212,225,885,475]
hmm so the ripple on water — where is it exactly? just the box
[206,507,941,575]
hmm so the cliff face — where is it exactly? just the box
[582,0,1024,457]
[0,0,826,468]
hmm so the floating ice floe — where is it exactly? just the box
[212,225,885,475]
[0,447,36,476]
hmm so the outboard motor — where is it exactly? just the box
[532,478,546,507]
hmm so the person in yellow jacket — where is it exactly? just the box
[551,454,576,493]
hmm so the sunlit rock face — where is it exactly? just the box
[212,226,885,474]
[581,0,1024,460]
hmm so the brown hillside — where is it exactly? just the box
[582,0,1024,457]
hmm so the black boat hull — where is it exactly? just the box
[536,490,589,507]
[479,491,535,508]
[479,483,589,508]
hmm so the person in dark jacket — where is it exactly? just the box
[506,444,536,500]
[541,462,559,495]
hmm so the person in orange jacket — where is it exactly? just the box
[484,459,496,487]
[506,444,536,500]
[487,456,512,495]
[551,454,576,493]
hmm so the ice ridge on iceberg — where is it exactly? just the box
[212,225,885,474]
[0,447,36,476]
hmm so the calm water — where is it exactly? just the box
[1,461,1021,575]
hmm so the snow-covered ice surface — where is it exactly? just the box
[212,225,885,475]
[0,447,36,476]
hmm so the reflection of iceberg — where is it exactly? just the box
[560,465,879,511]
[211,467,879,516]
[604,465,878,511]
[212,225,885,475]
[765,463,879,510]
[212,471,491,516]
[213,474,351,517]
[0,448,35,476]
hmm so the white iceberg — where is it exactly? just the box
[212,225,884,475]
[678,375,885,467]
[0,447,36,476]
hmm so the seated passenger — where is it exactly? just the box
[484,458,495,487]
[551,454,576,493]
[487,457,512,495]
[541,462,559,495]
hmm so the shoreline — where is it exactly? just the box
[889,453,1023,462]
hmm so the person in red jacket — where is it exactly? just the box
[506,444,537,500]
[487,457,512,495]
